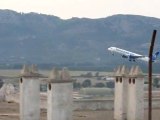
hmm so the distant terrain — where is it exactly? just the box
[0,9,160,71]
[0,102,160,120]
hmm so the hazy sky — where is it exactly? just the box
[0,0,160,19]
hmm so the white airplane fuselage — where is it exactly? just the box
[108,47,149,62]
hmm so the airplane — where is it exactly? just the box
[108,47,160,62]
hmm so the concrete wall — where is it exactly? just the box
[114,77,128,120]
[20,78,40,120]
[73,98,160,111]
[74,99,113,110]
[47,83,73,120]
[2,83,160,111]
[127,78,144,120]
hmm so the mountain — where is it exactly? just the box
[0,9,160,71]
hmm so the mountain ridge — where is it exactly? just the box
[0,9,160,70]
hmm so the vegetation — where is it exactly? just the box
[0,10,160,71]
[106,82,115,88]
[153,77,160,88]
[82,79,92,88]
[94,83,105,88]
[73,81,81,89]
[80,72,93,77]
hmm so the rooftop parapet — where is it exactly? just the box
[48,67,72,83]
[20,64,41,78]
[129,66,136,76]
[61,67,71,81]
[133,65,144,77]
[114,65,129,77]
[31,64,38,74]
[114,66,122,77]
[129,65,144,78]
[20,64,30,76]
[49,68,60,83]
[120,65,129,76]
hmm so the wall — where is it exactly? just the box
[73,98,160,111]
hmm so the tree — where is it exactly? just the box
[95,72,99,77]
[82,79,92,88]
[106,81,115,88]
[153,78,160,88]
[73,82,81,89]
[85,72,93,77]
[95,83,105,88]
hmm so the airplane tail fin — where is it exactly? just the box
[152,51,160,61]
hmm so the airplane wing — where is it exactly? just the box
[127,55,146,62]
[129,55,146,59]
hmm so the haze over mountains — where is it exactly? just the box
[0,9,160,70]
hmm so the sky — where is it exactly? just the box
[0,0,160,19]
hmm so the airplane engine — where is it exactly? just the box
[122,55,128,58]
[129,55,136,62]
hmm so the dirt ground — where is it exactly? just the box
[0,102,160,120]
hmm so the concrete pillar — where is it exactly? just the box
[20,64,40,120]
[127,66,144,120]
[47,67,73,120]
[114,65,129,120]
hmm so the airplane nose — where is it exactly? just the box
[108,47,111,51]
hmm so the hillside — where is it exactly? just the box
[0,9,160,70]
